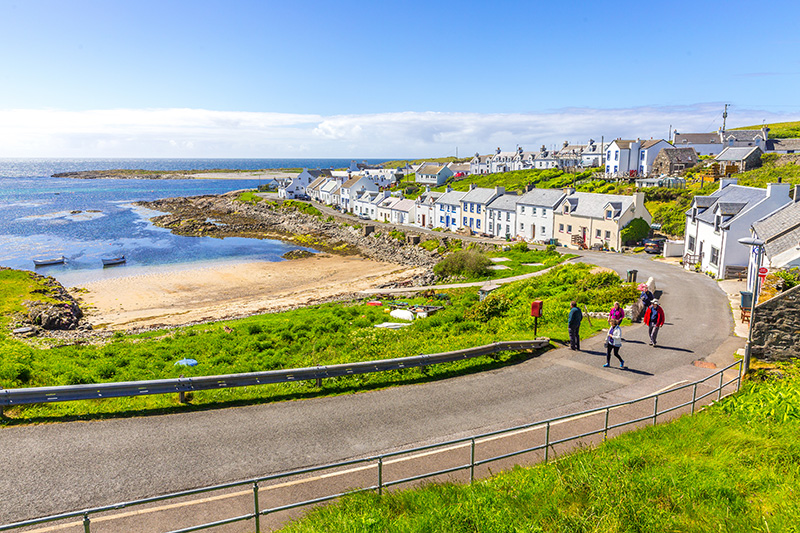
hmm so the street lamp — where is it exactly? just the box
[738,236,765,374]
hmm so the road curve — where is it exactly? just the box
[0,251,737,524]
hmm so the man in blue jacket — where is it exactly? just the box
[568,301,582,350]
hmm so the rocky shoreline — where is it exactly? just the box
[137,194,441,281]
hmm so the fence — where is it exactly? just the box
[0,340,548,411]
[0,360,743,533]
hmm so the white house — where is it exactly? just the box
[362,168,400,188]
[490,148,519,174]
[460,185,505,234]
[747,187,800,291]
[683,179,792,278]
[512,150,536,171]
[278,168,330,199]
[720,127,769,151]
[486,194,519,239]
[339,176,378,213]
[434,187,467,231]
[469,153,493,175]
[416,163,454,187]
[376,195,402,223]
[414,188,442,228]
[307,176,329,202]
[319,180,341,206]
[389,199,416,226]
[533,146,560,169]
[673,132,724,156]
[353,190,388,219]
[553,191,650,251]
[604,139,671,177]
[516,188,567,242]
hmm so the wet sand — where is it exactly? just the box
[77,255,421,330]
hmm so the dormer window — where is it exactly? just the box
[606,209,613,219]
[714,214,721,232]
[691,207,697,222]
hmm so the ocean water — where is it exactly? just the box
[0,158,389,286]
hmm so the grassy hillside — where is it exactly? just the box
[280,360,800,532]
[379,157,470,169]
[731,120,800,139]
[0,261,635,421]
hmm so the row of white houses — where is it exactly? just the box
[298,170,652,250]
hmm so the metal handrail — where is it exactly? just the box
[0,360,743,533]
[0,339,549,408]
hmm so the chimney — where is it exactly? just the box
[470,183,476,190]
[496,147,501,154]
[766,182,790,199]
[563,187,575,196]
[446,185,453,193]
[794,184,800,203]
[563,140,569,148]
[719,177,738,190]
[632,191,645,213]
[495,186,505,195]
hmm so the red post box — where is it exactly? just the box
[530,300,543,317]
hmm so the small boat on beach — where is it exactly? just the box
[102,255,126,266]
[33,256,66,267]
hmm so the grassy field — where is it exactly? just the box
[278,360,800,532]
[0,262,636,422]
[732,120,800,139]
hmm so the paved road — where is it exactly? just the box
[0,250,739,527]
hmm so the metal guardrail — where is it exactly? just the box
[0,359,743,533]
[0,340,549,408]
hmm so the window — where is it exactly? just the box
[439,205,444,211]
[520,206,525,213]
[476,205,481,214]
[489,222,493,231]
[710,246,719,266]
[469,218,474,227]
[470,204,474,213]
[559,223,564,232]
[439,216,444,223]
[541,209,546,216]
[531,207,536,215]
[606,209,613,219]
[714,215,721,232]
[688,235,695,251]
[541,226,546,235]
[476,219,481,229]
[691,207,697,222]
[596,229,602,238]
[605,230,611,240]
[506,212,511,221]
[463,216,467,225]
[520,223,525,231]
[614,151,619,161]
[567,225,572,233]
[614,165,618,173]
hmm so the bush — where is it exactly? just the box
[434,250,492,279]
[620,217,650,244]
[465,294,513,322]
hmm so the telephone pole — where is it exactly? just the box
[722,104,729,131]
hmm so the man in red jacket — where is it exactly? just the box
[643,299,665,346]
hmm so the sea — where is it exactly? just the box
[0,158,389,286]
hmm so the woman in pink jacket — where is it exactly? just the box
[608,301,625,324]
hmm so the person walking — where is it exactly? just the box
[608,301,625,324]
[604,319,624,368]
[643,299,666,346]
[567,301,582,351]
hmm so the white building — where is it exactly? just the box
[353,190,388,220]
[486,194,519,239]
[469,153,493,175]
[747,187,800,291]
[434,187,467,231]
[376,195,402,223]
[673,132,724,156]
[683,179,792,278]
[516,188,567,242]
[490,148,519,174]
[416,163,454,187]
[414,188,442,228]
[339,176,378,213]
[604,139,671,177]
[389,199,416,225]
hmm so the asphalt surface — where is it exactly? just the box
[0,250,739,527]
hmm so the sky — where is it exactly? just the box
[1,0,799,159]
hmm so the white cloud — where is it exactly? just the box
[0,105,795,158]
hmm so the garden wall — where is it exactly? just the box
[752,283,800,361]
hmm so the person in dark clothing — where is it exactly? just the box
[643,299,666,346]
[567,301,582,350]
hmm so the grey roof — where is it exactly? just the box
[560,192,636,219]
[517,188,567,208]
[658,147,698,163]
[693,196,717,208]
[462,187,501,204]
[722,129,767,142]
[418,164,446,174]
[716,202,747,218]
[416,191,442,204]
[689,185,768,224]
[753,201,800,261]
[715,146,761,161]
[674,132,721,144]
[391,199,416,212]
[437,189,468,205]
[766,138,800,151]
[486,194,520,212]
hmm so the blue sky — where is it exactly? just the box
[1,0,799,158]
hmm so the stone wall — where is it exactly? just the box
[751,283,800,361]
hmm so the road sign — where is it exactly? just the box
[758,267,768,278]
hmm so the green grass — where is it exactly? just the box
[0,263,633,422]
[732,120,800,139]
[279,360,800,532]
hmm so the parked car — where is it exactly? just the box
[358,213,371,220]
[643,238,666,254]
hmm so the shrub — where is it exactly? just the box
[620,217,650,244]
[434,250,492,279]
[465,294,513,322]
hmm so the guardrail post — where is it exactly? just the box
[378,457,383,496]
[253,482,261,533]
[83,512,91,533]
[718,370,724,401]
[736,361,743,392]
[544,422,550,463]
[470,438,476,483]
[178,374,186,403]
[652,396,659,425]
[691,383,697,415]
[603,407,610,440]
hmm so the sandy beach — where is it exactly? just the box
[77,255,422,330]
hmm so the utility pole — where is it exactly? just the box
[722,104,729,131]
[668,125,672,143]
